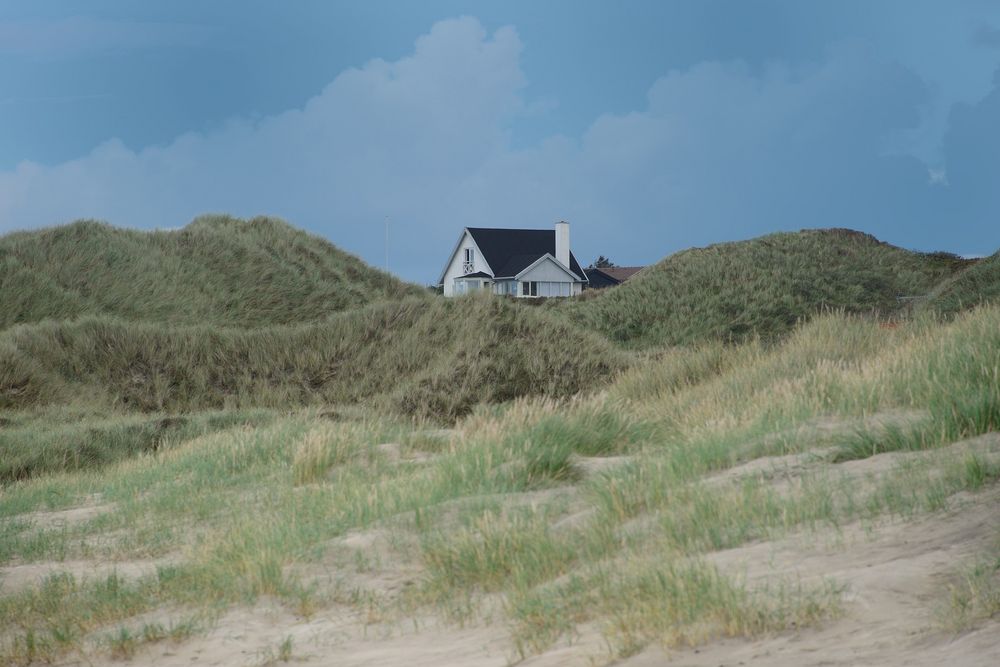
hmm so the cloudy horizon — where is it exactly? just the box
[2,2,998,282]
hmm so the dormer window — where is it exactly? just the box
[462,248,474,273]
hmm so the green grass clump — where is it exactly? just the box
[526,407,643,457]
[942,541,1000,631]
[563,228,971,348]
[509,559,841,659]
[0,215,423,330]
[291,420,392,485]
[0,408,275,483]
[833,307,1000,461]
[420,510,579,594]
[0,571,155,661]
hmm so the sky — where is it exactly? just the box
[1,1,999,283]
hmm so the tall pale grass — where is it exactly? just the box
[2,306,998,663]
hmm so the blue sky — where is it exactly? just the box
[2,1,999,282]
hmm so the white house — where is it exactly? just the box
[438,222,588,298]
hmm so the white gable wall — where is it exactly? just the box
[516,255,584,297]
[441,230,492,296]
[518,256,576,282]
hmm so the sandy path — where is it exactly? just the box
[78,485,999,667]
[623,486,1000,667]
[3,494,114,535]
[76,601,516,667]
[0,557,174,596]
[19,435,1000,667]
[80,606,608,667]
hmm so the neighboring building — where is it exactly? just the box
[583,266,644,289]
[439,221,588,298]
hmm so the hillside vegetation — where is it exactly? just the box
[0,295,625,446]
[0,215,423,330]
[1,307,998,664]
[920,250,1000,316]
[1,218,999,664]
[564,229,973,348]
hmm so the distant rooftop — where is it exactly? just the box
[587,266,644,282]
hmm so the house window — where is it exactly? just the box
[521,281,538,297]
[463,248,474,273]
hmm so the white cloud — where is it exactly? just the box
[0,17,525,278]
[927,168,948,185]
[1,17,997,281]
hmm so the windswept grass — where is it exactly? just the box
[0,408,276,483]
[1,304,998,662]
[941,535,1000,631]
[563,228,971,348]
[508,558,842,659]
[0,215,423,330]
[0,294,627,421]
[920,250,1000,316]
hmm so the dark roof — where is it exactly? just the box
[583,266,644,289]
[458,271,493,279]
[591,266,644,282]
[466,228,586,279]
[583,268,621,289]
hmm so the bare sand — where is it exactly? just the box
[623,489,1000,667]
[11,437,1000,667]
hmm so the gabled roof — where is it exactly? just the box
[437,230,492,286]
[457,271,493,279]
[514,254,581,281]
[585,266,644,283]
[466,228,586,280]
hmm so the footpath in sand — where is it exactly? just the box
[624,485,1000,667]
[83,467,1000,665]
[76,488,998,667]
[9,436,1000,667]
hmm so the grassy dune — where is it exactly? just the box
[563,228,972,347]
[0,215,423,330]
[1,294,625,459]
[2,306,998,663]
[921,250,1000,316]
[2,219,999,664]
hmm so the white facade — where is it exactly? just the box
[515,255,583,297]
[438,223,587,298]
[440,231,491,297]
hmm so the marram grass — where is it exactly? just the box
[0,215,423,330]
[0,293,627,421]
[2,306,999,663]
[561,228,972,348]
